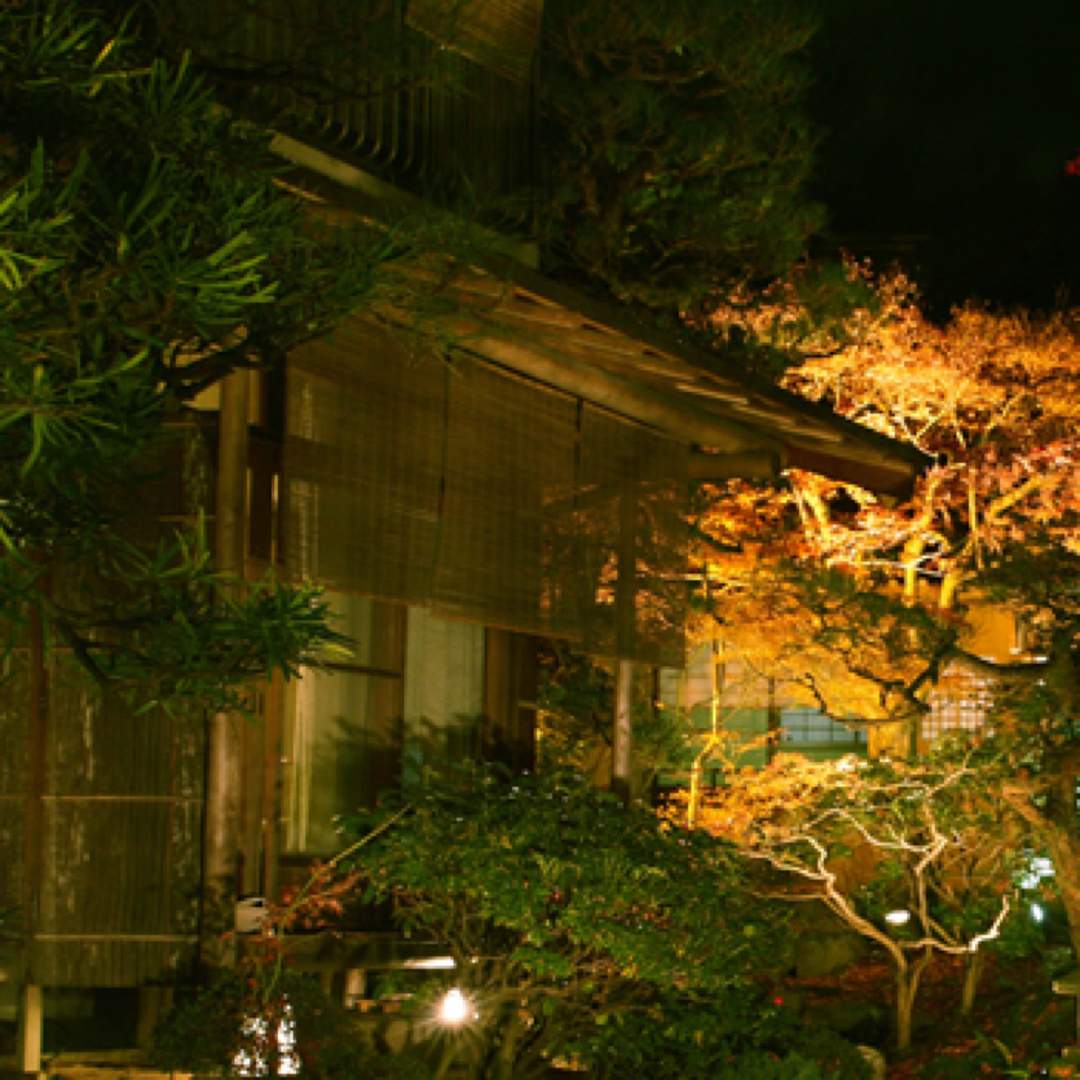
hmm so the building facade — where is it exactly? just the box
[0,2,930,1069]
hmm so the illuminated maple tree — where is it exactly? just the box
[689,748,1027,1051]
[695,265,1080,952]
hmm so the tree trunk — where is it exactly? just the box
[1046,823,1080,961]
[895,968,915,1053]
[961,949,983,1015]
[1033,760,1080,961]
[894,947,933,1051]
[491,1009,527,1080]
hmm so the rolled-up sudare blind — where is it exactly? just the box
[283,319,687,666]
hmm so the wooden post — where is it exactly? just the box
[687,638,722,828]
[766,677,780,764]
[241,703,265,897]
[201,369,250,968]
[19,572,48,1074]
[612,480,637,803]
[136,986,174,1051]
[612,659,633,804]
[260,670,285,904]
[16,983,42,1074]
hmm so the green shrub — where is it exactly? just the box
[340,764,862,1078]
[151,969,396,1079]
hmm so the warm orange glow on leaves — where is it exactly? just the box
[677,751,1024,1050]
[694,266,1080,733]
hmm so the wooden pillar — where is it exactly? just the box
[19,573,48,1073]
[612,660,633,804]
[260,670,285,903]
[201,369,249,968]
[136,986,174,1051]
[612,480,637,803]
[241,705,265,897]
[16,983,42,1074]
[766,677,780,764]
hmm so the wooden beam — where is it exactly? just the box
[454,334,784,456]
[688,449,782,482]
[784,443,921,501]
[261,146,930,494]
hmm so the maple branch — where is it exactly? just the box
[984,472,1045,524]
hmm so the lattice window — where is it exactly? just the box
[924,672,994,743]
[780,707,866,748]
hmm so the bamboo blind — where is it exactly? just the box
[283,320,687,666]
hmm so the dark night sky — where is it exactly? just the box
[808,0,1080,314]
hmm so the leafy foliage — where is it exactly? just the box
[536,0,824,315]
[536,642,694,794]
[338,764,854,1078]
[696,265,1080,959]
[0,0,467,709]
[692,744,1033,1049]
[130,0,827,320]
[39,524,350,714]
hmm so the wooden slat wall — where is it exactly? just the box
[0,425,214,989]
[183,0,538,216]
[0,654,28,937]
[31,667,204,987]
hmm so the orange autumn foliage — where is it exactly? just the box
[693,266,1080,731]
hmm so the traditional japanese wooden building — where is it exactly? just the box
[0,2,929,1070]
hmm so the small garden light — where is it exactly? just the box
[1019,855,1054,890]
[437,987,475,1027]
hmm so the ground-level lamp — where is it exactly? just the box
[437,987,477,1027]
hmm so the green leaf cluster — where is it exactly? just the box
[37,522,350,715]
[340,765,826,1077]
[0,1,469,712]
[538,0,823,316]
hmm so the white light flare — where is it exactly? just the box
[437,987,475,1027]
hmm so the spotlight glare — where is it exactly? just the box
[438,987,473,1026]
